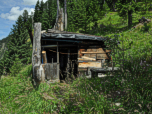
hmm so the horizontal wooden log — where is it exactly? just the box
[78,62,101,67]
[78,60,97,62]
[41,44,77,47]
[81,52,109,54]
[41,30,46,34]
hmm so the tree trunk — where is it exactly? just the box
[112,1,117,12]
[64,0,67,30]
[128,11,132,28]
[57,0,60,29]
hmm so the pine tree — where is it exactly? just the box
[105,0,118,12]
[41,9,50,30]
[47,0,58,30]
[22,10,34,46]
[39,0,44,23]
[34,0,41,23]
[115,0,142,28]
[86,0,102,23]
[22,10,29,24]
[65,0,104,33]
[2,15,31,74]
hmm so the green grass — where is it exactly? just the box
[1,7,152,113]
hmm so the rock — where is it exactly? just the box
[139,17,151,23]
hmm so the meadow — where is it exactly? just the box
[0,9,152,113]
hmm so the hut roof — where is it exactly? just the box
[41,29,120,44]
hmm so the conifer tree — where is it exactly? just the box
[65,0,104,33]
[116,0,141,28]
[39,0,44,23]
[46,0,57,30]
[22,10,29,24]
[105,0,118,12]
[2,15,31,74]
[41,9,50,30]
[86,0,102,23]
[34,0,41,23]
[22,10,34,46]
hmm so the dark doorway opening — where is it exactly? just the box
[59,47,78,81]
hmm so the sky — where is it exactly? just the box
[0,0,47,40]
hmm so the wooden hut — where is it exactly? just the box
[32,23,120,85]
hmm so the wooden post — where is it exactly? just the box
[61,8,64,31]
[42,51,47,63]
[102,59,105,69]
[57,0,60,29]
[57,42,60,81]
[67,49,70,78]
[64,0,67,30]
[32,23,42,85]
[77,45,79,77]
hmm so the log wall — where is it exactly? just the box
[78,46,112,77]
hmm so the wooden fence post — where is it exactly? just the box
[57,42,60,81]
[32,22,42,85]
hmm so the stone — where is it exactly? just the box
[139,17,151,23]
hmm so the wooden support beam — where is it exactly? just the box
[32,23,43,85]
[81,52,108,54]
[67,49,70,78]
[41,44,77,48]
[77,45,79,77]
[57,42,60,81]
[42,51,47,63]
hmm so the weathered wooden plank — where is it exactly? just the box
[78,60,97,62]
[81,56,96,60]
[78,68,88,71]
[57,42,59,80]
[96,54,108,59]
[44,63,52,80]
[90,54,96,58]
[41,44,77,48]
[41,30,46,34]
[53,63,57,80]
[86,49,92,52]
[67,49,70,78]
[32,23,43,85]
[81,52,107,54]
[39,64,45,82]
[78,62,101,68]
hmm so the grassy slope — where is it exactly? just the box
[1,9,152,113]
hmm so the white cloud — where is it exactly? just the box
[0,6,35,21]
[23,0,48,6]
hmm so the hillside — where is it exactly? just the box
[1,6,152,114]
